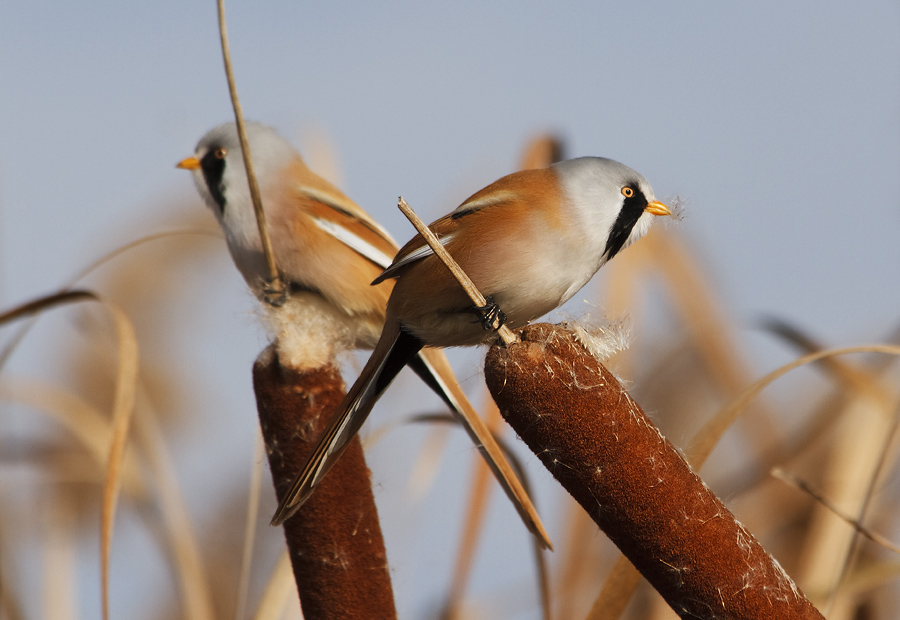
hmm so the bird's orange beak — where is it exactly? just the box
[176,157,201,170]
[645,200,671,217]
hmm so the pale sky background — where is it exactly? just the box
[1,2,899,619]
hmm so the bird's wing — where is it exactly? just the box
[298,185,399,251]
[311,215,395,270]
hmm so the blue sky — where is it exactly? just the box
[2,2,899,618]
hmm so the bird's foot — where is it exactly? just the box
[472,296,507,332]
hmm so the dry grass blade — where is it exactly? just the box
[448,396,554,620]
[554,508,600,620]
[406,424,452,499]
[761,317,892,401]
[96,301,139,620]
[685,344,900,469]
[0,290,139,620]
[772,468,900,556]
[0,379,145,497]
[713,318,899,498]
[809,394,900,616]
[643,231,782,453]
[519,134,564,170]
[842,561,900,598]
[0,229,218,374]
[417,348,551,549]
[584,555,642,620]
[0,290,96,326]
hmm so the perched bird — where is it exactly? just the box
[177,122,550,546]
[274,156,672,524]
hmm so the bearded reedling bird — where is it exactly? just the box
[177,122,551,546]
[273,156,672,525]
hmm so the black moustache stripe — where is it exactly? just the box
[603,185,647,261]
[200,149,227,214]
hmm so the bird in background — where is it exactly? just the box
[273,154,672,525]
[177,122,551,547]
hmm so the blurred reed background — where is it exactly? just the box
[2,2,899,618]
[1,131,898,620]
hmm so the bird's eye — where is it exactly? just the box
[214,147,227,159]
[621,186,634,198]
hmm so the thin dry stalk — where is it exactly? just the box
[772,468,900,556]
[584,555,642,620]
[215,0,285,304]
[397,198,517,346]
[686,345,900,468]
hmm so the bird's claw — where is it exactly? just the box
[262,278,290,307]
[472,296,507,331]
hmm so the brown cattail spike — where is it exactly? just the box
[254,346,397,620]
[484,323,824,620]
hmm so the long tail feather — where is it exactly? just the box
[270,322,423,525]
[410,349,553,550]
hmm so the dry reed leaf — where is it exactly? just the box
[519,133,564,171]
[640,231,783,451]
[0,541,25,620]
[685,344,900,468]
[130,396,215,620]
[391,410,552,618]
[252,551,297,620]
[772,468,900,556]
[762,318,893,402]
[583,555,642,620]
[0,290,139,620]
[760,319,900,608]
[842,561,900,597]
[0,229,219,375]
[94,300,139,620]
[796,397,899,617]
[0,379,145,497]
[554,506,604,619]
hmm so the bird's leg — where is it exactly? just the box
[262,277,291,307]
[471,296,507,332]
